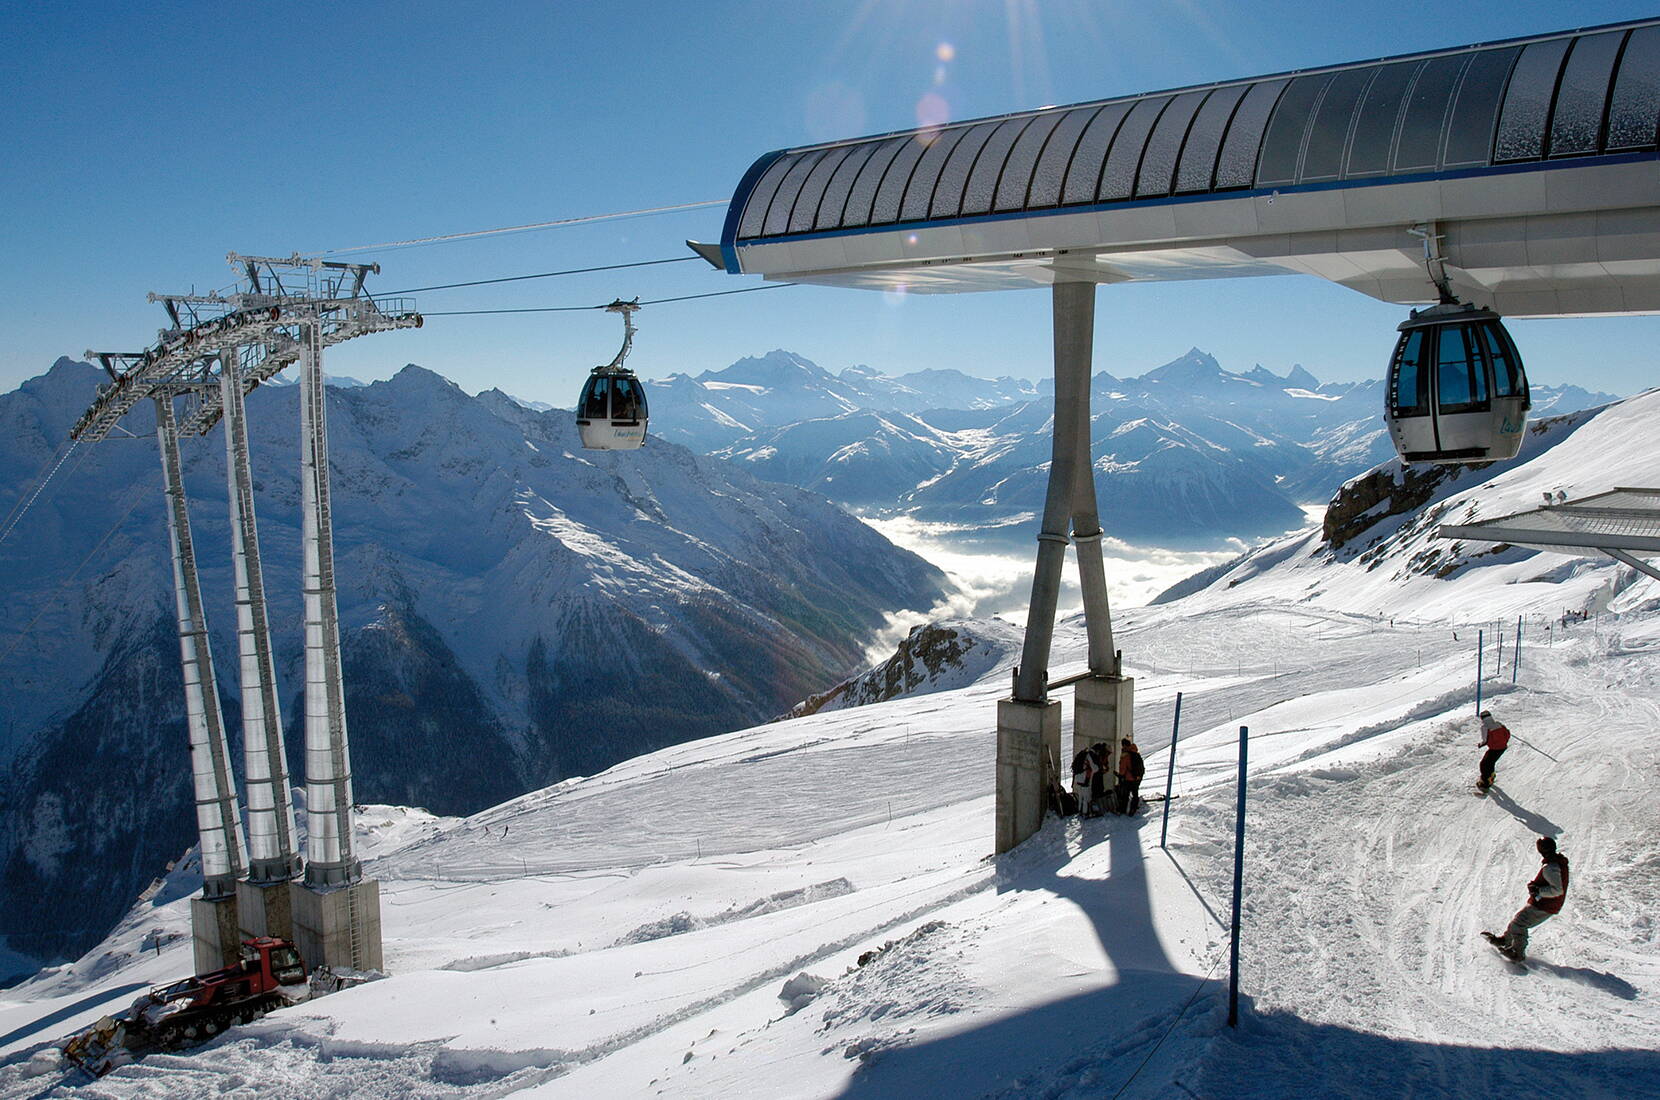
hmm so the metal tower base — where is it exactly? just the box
[292,878,383,973]
[190,895,243,974]
[236,878,296,943]
[995,698,1061,854]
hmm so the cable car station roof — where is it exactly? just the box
[1437,486,1660,581]
[713,18,1660,315]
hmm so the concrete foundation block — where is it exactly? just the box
[996,698,1061,854]
[190,895,243,975]
[1075,675,1134,770]
[292,878,383,973]
[236,878,295,944]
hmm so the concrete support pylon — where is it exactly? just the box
[221,348,302,943]
[996,281,1132,852]
[293,322,383,973]
[154,396,248,973]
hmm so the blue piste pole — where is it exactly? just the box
[1476,629,1484,715]
[1228,724,1248,1028]
[1160,692,1183,849]
[1513,616,1522,684]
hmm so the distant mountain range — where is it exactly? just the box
[648,349,1615,546]
[0,359,947,967]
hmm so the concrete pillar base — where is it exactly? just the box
[236,878,295,944]
[190,895,243,974]
[996,698,1061,853]
[292,878,383,973]
[1075,675,1134,770]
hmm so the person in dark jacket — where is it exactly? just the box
[1114,737,1146,814]
[1484,836,1569,960]
[1476,710,1510,791]
[1071,743,1109,818]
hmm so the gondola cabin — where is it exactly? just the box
[1385,302,1529,465]
[576,370,649,450]
[575,298,649,450]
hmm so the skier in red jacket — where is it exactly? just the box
[1476,710,1510,792]
[1484,836,1569,960]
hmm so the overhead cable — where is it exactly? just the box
[319,200,727,256]
[420,283,797,317]
[380,255,699,296]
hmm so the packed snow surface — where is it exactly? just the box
[4,397,1660,1097]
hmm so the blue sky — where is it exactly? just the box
[5,0,1657,405]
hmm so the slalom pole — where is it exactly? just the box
[1475,630,1484,715]
[1228,724,1248,1028]
[1160,691,1183,850]
[1513,615,1522,684]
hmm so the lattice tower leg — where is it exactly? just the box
[298,322,360,887]
[155,396,246,898]
[222,349,301,885]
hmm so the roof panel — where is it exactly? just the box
[931,121,1003,218]
[1608,25,1660,150]
[1346,61,1419,176]
[1393,53,1470,172]
[902,127,973,222]
[1175,83,1248,192]
[1257,73,1331,186]
[1443,46,1521,168]
[1137,90,1209,197]
[736,155,797,239]
[1028,105,1107,207]
[1061,102,1133,205]
[1102,96,1173,200]
[789,146,857,233]
[1216,78,1288,187]
[1496,38,1573,161]
[870,137,929,224]
[840,138,907,228]
[814,141,879,230]
[962,116,1034,215]
[762,150,828,237]
[1551,30,1626,156]
[1301,66,1376,182]
[995,110,1066,210]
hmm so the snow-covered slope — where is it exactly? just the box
[0,359,948,971]
[3,392,1657,1098]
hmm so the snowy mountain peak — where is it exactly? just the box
[1142,348,1227,386]
[702,349,837,389]
[1285,364,1322,391]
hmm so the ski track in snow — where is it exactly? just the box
[4,589,1660,1095]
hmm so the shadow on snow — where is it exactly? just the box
[839,813,1655,1099]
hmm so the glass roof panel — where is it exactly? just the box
[962,117,1034,215]
[1496,38,1573,161]
[1608,25,1660,149]
[1099,96,1171,200]
[1175,83,1248,193]
[995,110,1065,210]
[1551,31,1626,156]
[1136,90,1208,197]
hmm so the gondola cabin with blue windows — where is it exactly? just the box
[1386,302,1530,465]
[576,298,650,451]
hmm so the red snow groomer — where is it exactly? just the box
[62,937,307,1076]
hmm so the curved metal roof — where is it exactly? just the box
[723,19,1660,257]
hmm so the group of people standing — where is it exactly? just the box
[1069,737,1145,818]
[1474,709,1571,962]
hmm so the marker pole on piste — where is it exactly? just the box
[1160,691,1182,850]
[1476,629,1484,716]
[1228,724,1248,1028]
